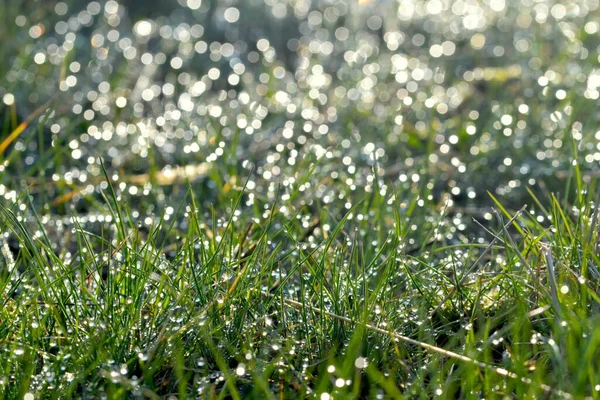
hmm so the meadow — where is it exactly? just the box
[1,0,600,398]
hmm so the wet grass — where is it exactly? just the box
[2,152,600,398]
[2,0,600,398]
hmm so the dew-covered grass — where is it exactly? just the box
[2,0,600,398]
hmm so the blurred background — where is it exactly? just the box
[1,0,599,216]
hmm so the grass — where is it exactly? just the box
[2,0,600,398]
[2,155,600,398]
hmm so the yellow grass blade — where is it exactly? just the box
[51,188,83,206]
[0,96,55,155]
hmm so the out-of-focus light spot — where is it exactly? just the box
[2,93,15,106]
[224,7,240,23]
[116,97,127,108]
[134,20,153,36]
[186,0,201,10]
[34,53,46,64]
[470,33,485,49]
[490,0,506,12]
[29,24,45,39]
